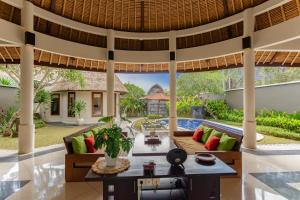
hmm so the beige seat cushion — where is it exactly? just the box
[173,136,207,155]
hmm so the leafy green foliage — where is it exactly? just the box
[0,77,12,86]
[35,89,51,104]
[120,83,147,117]
[0,106,17,133]
[94,121,133,158]
[59,69,85,88]
[167,96,203,117]
[177,72,225,96]
[205,100,300,133]
[71,100,87,118]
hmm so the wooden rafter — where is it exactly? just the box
[291,52,299,66]
[4,47,13,62]
[0,50,6,62]
[282,52,291,65]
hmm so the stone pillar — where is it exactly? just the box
[106,29,115,117]
[169,31,177,136]
[19,0,35,154]
[243,9,256,149]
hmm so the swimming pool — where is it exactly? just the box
[159,118,203,131]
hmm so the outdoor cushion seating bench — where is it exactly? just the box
[63,125,104,182]
[173,120,243,177]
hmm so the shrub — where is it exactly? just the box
[205,100,300,133]
[169,96,203,117]
[256,117,300,133]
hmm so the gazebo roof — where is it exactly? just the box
[142,92,169,101]
[0,0,300,73]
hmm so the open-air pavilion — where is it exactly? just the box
[1,0,300,199]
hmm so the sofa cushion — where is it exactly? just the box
[200,126,213,143]
[84,135,96,153]
[83,131,93,138]
[207,130,222,141]
[192,128,204,141]
[217,134,237,151]
[72,135,87,154]
[173,136,206,155]
[205,136,220,150]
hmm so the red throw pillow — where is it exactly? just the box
[84,135,96,153]
[205,136,220,150]
[192,128,204,142]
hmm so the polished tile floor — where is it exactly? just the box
[1,145,300,200]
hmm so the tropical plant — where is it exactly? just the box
[0,106,17,134]
[94,116,133,158]
[167,96,203,117]
[34,89,51,113]
[120,83,147,117]
[72,100,87,118]
[0,77,12,86]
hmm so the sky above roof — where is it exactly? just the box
[117,73,170,92]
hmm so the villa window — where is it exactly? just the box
[51,94,60,115]
[68,92,76,117]
[92,92,103,117]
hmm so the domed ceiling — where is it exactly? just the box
[31,0,267,32]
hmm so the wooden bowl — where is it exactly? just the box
[195,153,216,163]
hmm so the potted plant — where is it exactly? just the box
[94,116,133,167]
[72,100,87,125]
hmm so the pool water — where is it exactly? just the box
[160,118,203,131]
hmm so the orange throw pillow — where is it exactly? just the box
[205,136,220,150]
[84,135,96,153]
[192,128,204,142]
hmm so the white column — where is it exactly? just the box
[19,0,34,154]
[243,9,256,149]
[106,29,115,117]
[169,31,177,136]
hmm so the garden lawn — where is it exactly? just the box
[211,119,300,145]
[0,124,88,150]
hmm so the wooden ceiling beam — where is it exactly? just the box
[282,52,291,65]
[38,51,43,63]
[256,51,266,65]
[291,52,299,66]
[263,51,272,64]
[141,0,145,32]
[0,50,6,62]
[97,0,102,26]
[4,47,13,62]
[270,52,278,64]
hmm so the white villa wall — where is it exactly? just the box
[0,86,19,110]
[41,91,121,125]
[225,81,300,113]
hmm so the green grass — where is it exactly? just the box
[0,124,88,150]
[211,119,300,145]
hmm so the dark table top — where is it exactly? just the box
[85,155,237,181]
[132,132,177,156]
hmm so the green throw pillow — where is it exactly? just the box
[207,130,222,142]
[200,126,213,143]
[217,134,237,151]
[92,127,101,135]
[83,131,93,138]
[72,135,87,154]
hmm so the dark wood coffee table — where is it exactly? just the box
[132,132,177,156]
[85,155,237,200]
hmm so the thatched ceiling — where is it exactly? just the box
[0,47,299,73]
[1,1,300,72]
[30,0,266,32]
